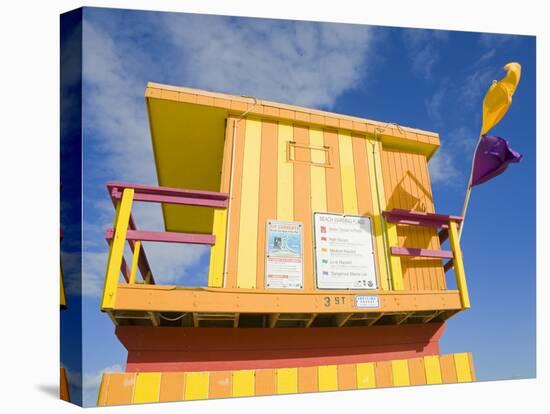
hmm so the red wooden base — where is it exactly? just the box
[117,323,445,372]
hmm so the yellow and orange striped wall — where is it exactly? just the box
[97,353,474,406]
[218,116,444,293]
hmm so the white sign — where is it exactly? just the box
[314,213,378,290]
[355,295,380,309]
[265,220,304,289]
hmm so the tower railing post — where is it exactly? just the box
[448,220,470,309]
[101,188,134,310]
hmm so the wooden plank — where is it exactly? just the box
[454,352,473,382]
[337,364,357,391]
[365,139,390,291]
[277,367,298,394]
[277,122,294,221]
[255,369,277,396]
[353,135,383,289]
[208,209,227,287]
[310,126,327,213]
[236,118,262,288]
[102,188,134,310]
[390,247,453,259]
[336,313,353,327]
[375,360,393,388]
[293,125,313,290]
[256,120,278,289]
[338,130,359,214]
[379,148,404,290]
[440,354,458,383]
[408,357,427,385]
[184,372,209,400]
[133,372,161,404]
[106,228,215,245]
[318,365,338,392]
[356,362,376,389]
[208,115,234,288]
[209,371,232,399]
[159,372,185,402]
[103,373,135,406]
[232,370,255,397]
[449,221,470,308]
[391,359,410,386]
[129,241,141,284]
[114,285,463,314]
[424,355,443,384]
[96,372,108,406]
[226,117,246,288]
[324,129,344,213]
[298,366,318,393]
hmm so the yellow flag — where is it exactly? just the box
[481,62,521,135]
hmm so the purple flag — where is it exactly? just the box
[471,134,522,187]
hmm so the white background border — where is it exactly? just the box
[0,0,546,412]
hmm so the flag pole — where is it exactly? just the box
[458,130,483,241]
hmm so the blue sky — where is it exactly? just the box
[60,7,536,406]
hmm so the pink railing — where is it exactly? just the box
[103,182,229,287]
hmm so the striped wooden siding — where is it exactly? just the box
[97,353,475,406]
[379,147,446,291]
[227,120,379,290]
[225,118,440,292]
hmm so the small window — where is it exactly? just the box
[287,141,332,167]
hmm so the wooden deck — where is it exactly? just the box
[106,284,462,328]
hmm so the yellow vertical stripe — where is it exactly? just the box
[208,208,227,287]
[424,356,443,384]
[454,353,473,382]
[365,139,389,291]
[356,362,376,389]
[236,118,262,288]
[102,188,134,310]
[338,131,358,214]
[309,127,327,213]
[277,368,298,394]
[318,365,338,392]
[184,372,209,400]
[277,122,294,221]
[232,370,255,397]
[129,240,141,284]
[133,372,161,404]
[449,221,470,308]
[391,360,410,386]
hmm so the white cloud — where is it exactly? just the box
[161,14,372,108]
[428,147,459,185]
[428,126,477,185]
[425,82,447,123]
[402,29,448,79]
[80,14,375,298]
[461,66,496,107]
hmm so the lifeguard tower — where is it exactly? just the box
[97,83,475,405]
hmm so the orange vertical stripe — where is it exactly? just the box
[209,371,232,398]
[256,120,278,289]
[104,373,135,406]
[226,118,246,288]
[352,135,382,287]
[324,129,343,214]
[467,353,476,381]
[159,372,185,402]
[375,361,393,388]
[255,369,277,396]
[440,354,458,383]
[298,366,318,393]
[293,125,313,290]
[408,357,427,385]
[337,364,357,391]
